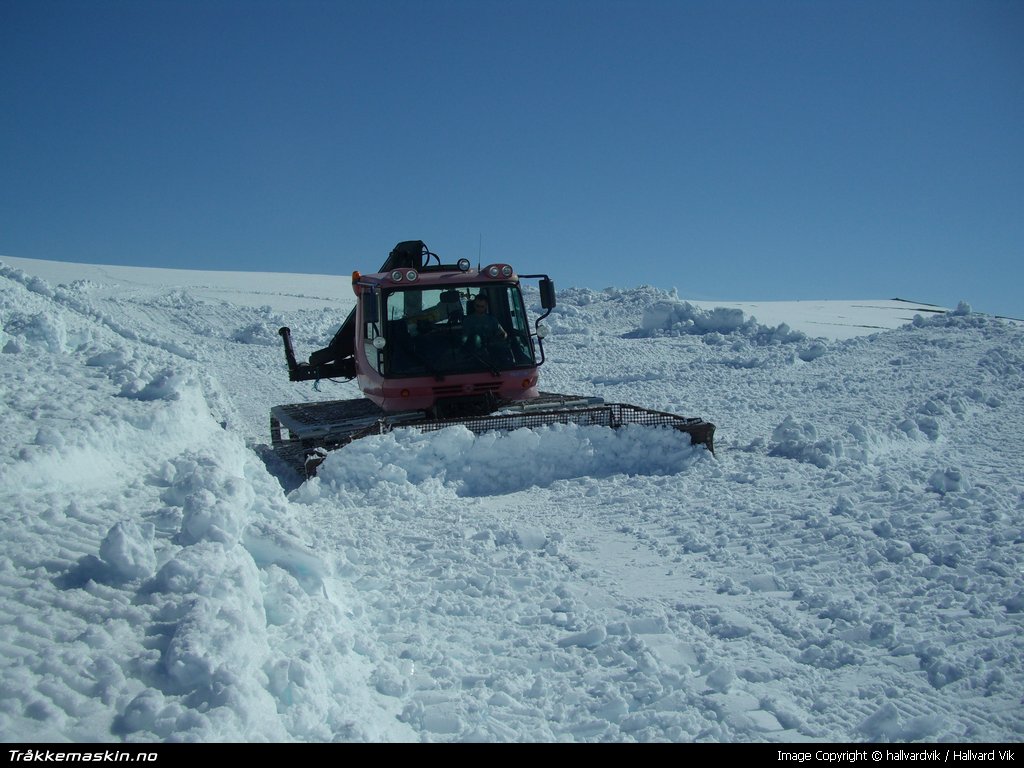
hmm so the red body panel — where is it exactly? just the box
[358,370,540,412]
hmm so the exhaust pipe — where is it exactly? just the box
[279,327,301,377]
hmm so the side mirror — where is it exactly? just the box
[362,291,379,321]
[539,278,556,309]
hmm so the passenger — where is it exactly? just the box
[405,290,463,333]
[462,294,507,348]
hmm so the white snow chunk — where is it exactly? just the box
[557,625,608,649]
[99,521,157,580]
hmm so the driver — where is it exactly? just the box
[462,294,507,348]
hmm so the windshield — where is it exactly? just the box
[382,284,535,377]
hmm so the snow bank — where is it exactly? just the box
[640,299,807,345]
[0,266,411,742]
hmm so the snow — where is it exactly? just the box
[1,255,1021,743]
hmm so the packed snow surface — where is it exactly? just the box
[1,256,1021,743]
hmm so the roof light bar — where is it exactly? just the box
[388,269,419,283]
[483,263,514,279]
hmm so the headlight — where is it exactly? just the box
[390,270,403,282]
[405,269,418,282]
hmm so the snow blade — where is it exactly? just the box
[269,393,714,477]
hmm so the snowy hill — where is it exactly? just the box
[1,256,1021,743]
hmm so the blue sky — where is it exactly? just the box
[2,0,1022,318]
